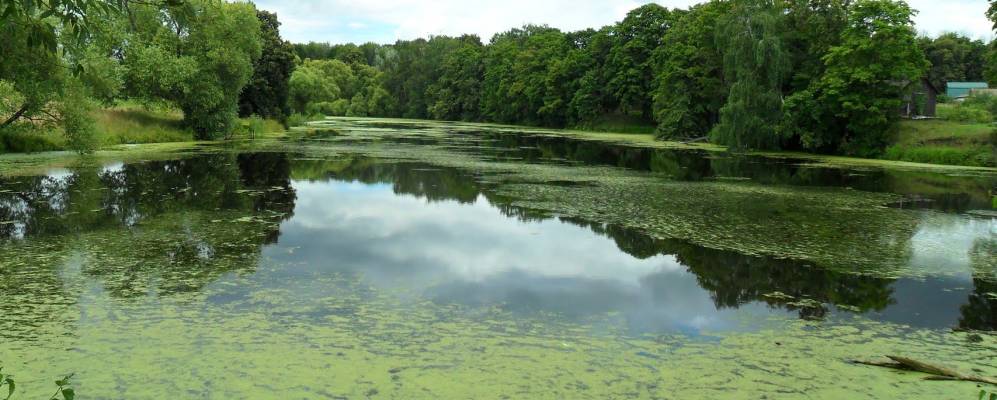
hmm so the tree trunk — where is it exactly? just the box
[1,104,29,129]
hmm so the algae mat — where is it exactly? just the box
[0,118,995,399]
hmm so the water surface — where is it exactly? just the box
[1,118,995,398]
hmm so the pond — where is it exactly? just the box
[1,118,995,398]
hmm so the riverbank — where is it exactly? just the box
[0,103,286,154]
[885,119,995,167]
[306,117,996,173]
[2,112,994,174]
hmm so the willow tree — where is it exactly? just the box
[711,0,789,150]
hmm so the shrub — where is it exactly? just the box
[0,125,64,153]
[287,113,323,127]
[306,99,349,116]
[937,103,992,123]
[962,93,997,117]
[59,82,99,153]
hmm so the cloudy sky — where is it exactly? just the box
[253,0,994,45]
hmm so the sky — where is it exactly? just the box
[252,0,995,45]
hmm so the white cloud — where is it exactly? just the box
[254,0,995,44]
[910,0,993,40]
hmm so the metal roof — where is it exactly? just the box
[947,82,989,89]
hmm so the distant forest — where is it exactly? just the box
[288,1,993,156]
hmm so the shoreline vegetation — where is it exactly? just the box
[3,106,993,169]
[2,114,994,180]
[2,0,996,169]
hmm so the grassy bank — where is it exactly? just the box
[92,103,192,145]
[885,120,995,167]
[0,103,286,154]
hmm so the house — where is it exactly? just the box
[946,82,989,100]
[900,78,938,118]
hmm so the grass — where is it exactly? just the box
[230,116,286,139]
[92,102,193,145]
[0,125,65,153]
[885,120,995,167]
[0,102,287,155]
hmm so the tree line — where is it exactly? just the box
[289,0,996,157]
[1,0,995,157]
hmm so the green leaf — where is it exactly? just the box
[4,379,13,400]
[61,388,74,400]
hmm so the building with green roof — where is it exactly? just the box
[946,82,989,99]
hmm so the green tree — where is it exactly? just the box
[652,1,731,139]
[983,2,997,87]
[712,0,789,150]
[426,36,485,121]
[605,4,674,121]
[288,59,355,114]
[123,0,262,139]
[0,6,99,152]
[293,42,334,60]
[481,25,571,126]
[565,28,613,126]
[920,33,988,91]
[238,10,296,122]
[0,0,121,56]
[784,0,927,156]
[781,0,848,93]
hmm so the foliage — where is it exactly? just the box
[961,93,997,119]
[289,59,351,113]
[885,119,995,167]
[712,0,789,150]
[784,0,928,156]
[91,103,192,145]
[58,81,99,153]
[273,0,947,159]
[481,25,572,126]
[287,113,321,127]
[0,0,975,160]
[605,4,674,121]
[123,0,262,140]
[0,19,68,129]
[0,367,75,400]
[781,0,847,94]
[50,375,75,400]
[651,1,730,139]
[238,10,296,122]
[937,103,992,124]
[919,33,987,91]
[0,18,98,154]
[0,0,119,57]
[426,36,486,121]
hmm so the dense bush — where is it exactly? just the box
[961,93,997,118]
[937,103,993,123]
